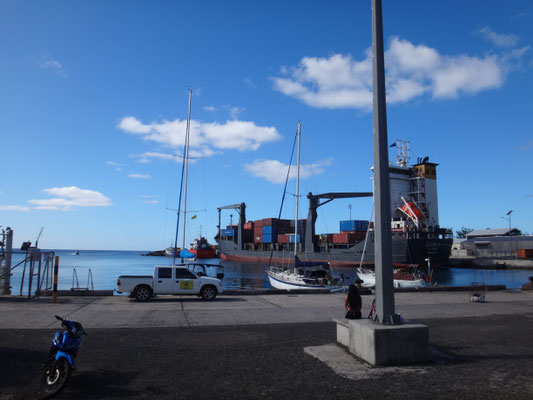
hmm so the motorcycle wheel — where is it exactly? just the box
[41,358,71,396]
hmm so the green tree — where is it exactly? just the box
[456,227,473,238]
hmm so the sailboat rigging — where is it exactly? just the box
[171,89,195,264]
[265,122,343,290]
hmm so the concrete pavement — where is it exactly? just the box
[1,289,532,329]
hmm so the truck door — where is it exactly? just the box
[154,267,174,294]
[174,267,198,294]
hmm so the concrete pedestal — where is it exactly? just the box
[335,319,429,366]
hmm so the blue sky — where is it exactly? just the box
[1,0,532,250]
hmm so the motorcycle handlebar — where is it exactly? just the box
[55,315,63,321]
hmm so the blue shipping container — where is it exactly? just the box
[221,228,235,237]
[289,234,301,243]
[262,225,278,235]
[340,220,369,232]
[340,220,355,232]
[262,233,278,243]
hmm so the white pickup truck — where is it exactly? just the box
[116,264,224,301]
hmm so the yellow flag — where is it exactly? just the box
[191,215,197,220]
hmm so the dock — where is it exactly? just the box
[1,290,533,399]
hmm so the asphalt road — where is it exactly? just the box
[1,314,533,400]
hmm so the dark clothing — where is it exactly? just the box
[345,310,362,320]
[345,284,362,320]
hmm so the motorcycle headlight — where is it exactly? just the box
[53,331,63,346]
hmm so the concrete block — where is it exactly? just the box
[333,318,349,347]
[341,319,428,366]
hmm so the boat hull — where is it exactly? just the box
[218,235,452,268]
[190,248,215,259]
[266,270,341,290]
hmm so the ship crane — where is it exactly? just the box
[305,192,372,256]
[217,203,246,250]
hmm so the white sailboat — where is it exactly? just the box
[265,122,343,290]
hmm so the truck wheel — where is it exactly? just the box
[200,285,217,301]
[134,286,152,302]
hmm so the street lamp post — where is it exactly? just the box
[501,210,513,257]
[348,204,352,220]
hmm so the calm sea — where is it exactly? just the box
[4,249,532,295]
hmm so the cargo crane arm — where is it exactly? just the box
[217,203,246,249]
[305,192,373,254]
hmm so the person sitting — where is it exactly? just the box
[344,283,362,319]
[521,276,533,290]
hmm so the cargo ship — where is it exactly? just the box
[216,140,453,268]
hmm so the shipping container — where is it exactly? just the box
[244,221,254,230]
[262,225,278,235]
[289,234,302,243]
[332,233,356,244]
[278,234,290,243]
[262,233,278,243]
[517,249,533,259]
[254,234,262,243]
[243,230,254,243]
[254,226,263,235]
[262,218,277,226]
[254,220,263,228]
[277,219,292,234]
[340,220,369,232]
[221,228,236,237]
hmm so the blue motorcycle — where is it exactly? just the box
[41,315,87,396]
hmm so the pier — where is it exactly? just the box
[1,289,533,398]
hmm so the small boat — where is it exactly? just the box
[73,251,80,255]
[189,236,215,259]
[266,256,343,290]
[264,123,343,291]
[355,265,428,289]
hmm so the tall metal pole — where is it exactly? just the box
[294,122,301,256]
[0,227,13,295]
[181,89,192,257]
[507,210,512,257]
[372,0,396,324]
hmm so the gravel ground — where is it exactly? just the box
[1,314,533,400]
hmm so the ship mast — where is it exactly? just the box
[181,89,192,254]
[294,122,301,257]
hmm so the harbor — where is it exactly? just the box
[1,290,533,398]
[2,249,533,296]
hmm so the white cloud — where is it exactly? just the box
[41,57,67,79]
[272,36,517,110]
[477,27,519,48]
[143,200,159,204]
[28,186,111,211]
[245,158,333,184]
[228,106,244,120]
[244,77,256,88]
[118,117,281,156]
[106,160,123,171]
[128,173,151,179]
[135,152,177,164]
[204,106,216,111]
[0,205,31,212]
[510,12,527,21]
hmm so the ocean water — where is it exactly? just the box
[3,249,532,295]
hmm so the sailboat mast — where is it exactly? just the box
[181,89,192,254]
[294,122,301,257]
